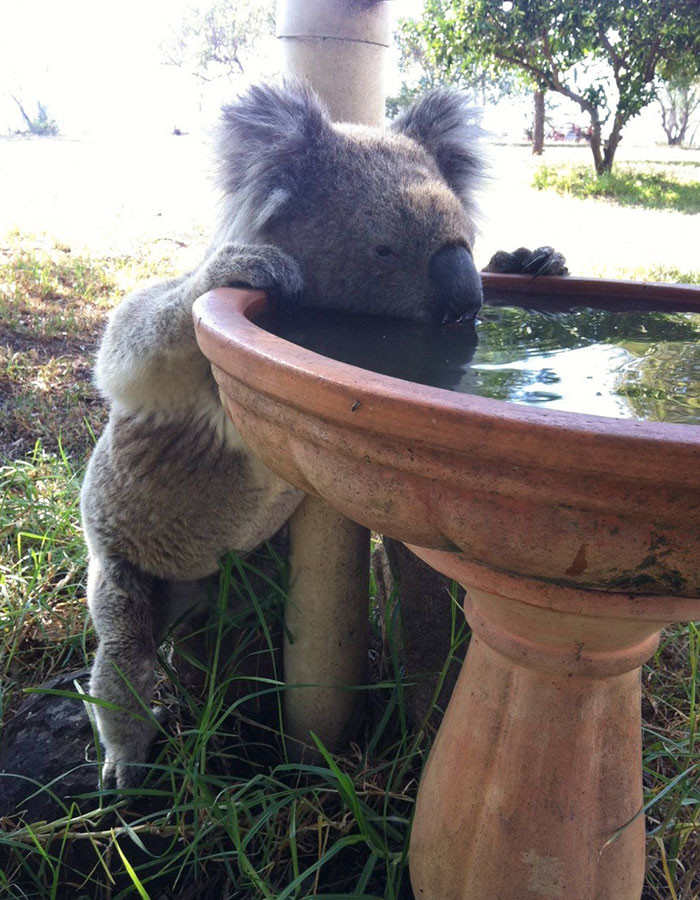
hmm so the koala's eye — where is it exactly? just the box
[375,245,394,259]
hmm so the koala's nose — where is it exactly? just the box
[428,245,483,323]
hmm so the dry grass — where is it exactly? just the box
[0,233,184,459]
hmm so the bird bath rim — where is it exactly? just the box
[193,274,700,600]
[193,274,700,482]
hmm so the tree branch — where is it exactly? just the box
[491,51,552,90]
[642,38,661,83]
[10,94,33,131]
[598,29,623,78]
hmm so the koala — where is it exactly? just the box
[81,81,565,789]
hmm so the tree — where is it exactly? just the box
[11,96,58,136]
[657,77,700,146]
[388,6,522,118]
[532,89,545,155]
[162,0,276,83]
[413,0,700,174]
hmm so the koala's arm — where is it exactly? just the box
[95,243,304,416]
[483,246,569,276]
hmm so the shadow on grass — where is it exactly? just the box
[533,165,700,214]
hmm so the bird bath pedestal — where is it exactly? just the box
[194,277,700,900]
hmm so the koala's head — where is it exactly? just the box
[216,82,484,324]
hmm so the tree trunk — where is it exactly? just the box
[596,143,617,175]
[11,95,33,132]
[597,114,624,174]
[674,110,689,146]
[585,109,605,174]
[532,90,545,155]
[659,84,695,146]
[587,109,622,175]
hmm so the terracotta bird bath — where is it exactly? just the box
[193,275,700,900]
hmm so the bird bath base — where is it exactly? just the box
[193,276,700,900]
[406,552,683,900]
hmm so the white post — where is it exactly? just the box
[276,0,391,750]
[285,500,370,749]
[276,0,392,126]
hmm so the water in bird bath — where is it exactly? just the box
[255,296,700,425]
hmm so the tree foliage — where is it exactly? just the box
[162,0,276,82]
[411,0,700,173]
[388,5,521,118]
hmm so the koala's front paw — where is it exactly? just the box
[203,243,304,305]
[483,246,569,276]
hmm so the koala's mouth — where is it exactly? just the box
[443,308,480,326]
[429,244,483,326]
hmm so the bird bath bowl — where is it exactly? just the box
[194,275,700,900]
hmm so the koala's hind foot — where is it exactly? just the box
[87,557,167,790]
[483,246,569,277]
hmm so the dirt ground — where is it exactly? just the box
[1,133,698,278]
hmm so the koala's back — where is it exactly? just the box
[81,411,301,581]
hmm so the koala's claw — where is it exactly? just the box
[484,246,569,277]
[152,704,169,727]
[206,243,304,305]
[97,705,166,792]
[100,758,150,792]
[99,761,118,792]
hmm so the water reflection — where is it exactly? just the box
[256,307,480,391]
[255,301,700,425]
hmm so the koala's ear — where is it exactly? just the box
[216,81,332,237]
[391,89,484,210]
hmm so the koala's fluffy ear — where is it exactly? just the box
[391,89,484,214]
[216,82,332,239]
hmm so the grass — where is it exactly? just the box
[598,264,700,286]
[533,163,700,214]
[643,627,700,897]
[0,444,89,691]
[0,451,431,898]
[1,209,699,900]
[0,233,178,457]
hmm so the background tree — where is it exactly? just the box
[161,0,276,83]
[10,96,58,136]
[412,0,700,174]
[657,76,700,147]
[531,89,545,155]
[388,6,521,119]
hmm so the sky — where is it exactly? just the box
[0,0,426,138]
[0,0,670,144]
[1,0,206,136]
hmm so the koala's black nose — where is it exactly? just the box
[428,245,483,323]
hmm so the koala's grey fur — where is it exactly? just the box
[81,81,562,789]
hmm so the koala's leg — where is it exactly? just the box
[483,246,568,276]
[87,555,165,790]
[161,576,214,692]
